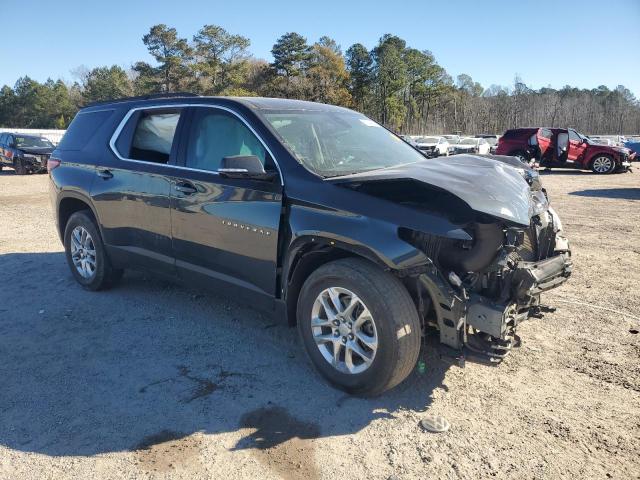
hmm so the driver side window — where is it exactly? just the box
[185,108,267,172]
[569,130,581,142]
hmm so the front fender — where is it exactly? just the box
[286,202,430,272]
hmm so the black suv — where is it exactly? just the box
[0,132,54,174]
[50,94,572,395]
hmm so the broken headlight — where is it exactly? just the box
[529,190,548,216]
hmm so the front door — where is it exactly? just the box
[567,129,588,163]
[170,106,283,305]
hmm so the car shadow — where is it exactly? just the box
[569,188,640,200]
[538,168,591,176]
[0,251,460,463]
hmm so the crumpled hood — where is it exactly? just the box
[18,147,54,155]
[330,155,534,226]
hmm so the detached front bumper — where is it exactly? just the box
[21,155,48,171]
[512,252,572,299]
[465,249,572,341]
[418,226,572,356]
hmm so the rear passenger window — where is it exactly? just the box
[185,108,266,172]
[129,110,181,163]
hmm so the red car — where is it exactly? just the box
[496,127,635,174]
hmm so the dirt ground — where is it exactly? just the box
[0,167,638,480]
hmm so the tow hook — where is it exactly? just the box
[530,304,557,319]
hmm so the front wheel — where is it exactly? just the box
[64,210,123,291]
[591,155,616,174]
[297,258,422,396]
[13,158,27,175]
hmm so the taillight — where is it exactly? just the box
[47,157,61,173]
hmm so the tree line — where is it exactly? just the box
[1,24,639,135]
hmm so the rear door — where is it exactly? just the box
[0,134,14,166]
[170,105,283,306]
[91,106,187,275]
[536,128,552,160]
[567,129,587,163]
[556,129,569,162]
[0,134,6,165]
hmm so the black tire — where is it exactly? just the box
[510,150,529,164]
[297,258,422,396]
[13,158,27,175]
[590,154,616,174]
[63,210,123,291]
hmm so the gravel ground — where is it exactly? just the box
[0,168,638,480]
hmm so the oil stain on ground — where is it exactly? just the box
[132,430,202,473]
[237,406,320,480]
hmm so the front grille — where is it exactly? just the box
[517,229,536,262]
[532,215,555,260]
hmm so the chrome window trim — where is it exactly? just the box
[108,103,284,186]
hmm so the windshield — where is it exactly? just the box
[263,111,426,177]
[15,136,54,148]
[416,136,440,143]
[460,138,477,145]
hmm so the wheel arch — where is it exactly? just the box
[57,192,101,242]
[282,236,393,327]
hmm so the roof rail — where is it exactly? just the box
[84,92,200,108]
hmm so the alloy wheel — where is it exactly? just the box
[70,226,97,279]
[592,156,613,173]
[310,287,378,374]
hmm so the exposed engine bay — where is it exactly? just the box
[332,156,572,362]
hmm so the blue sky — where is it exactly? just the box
[3,0,640,96]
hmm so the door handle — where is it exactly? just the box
[174,182,197,195]
[97,169,113,179]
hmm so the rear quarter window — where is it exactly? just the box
[57,109,115,151]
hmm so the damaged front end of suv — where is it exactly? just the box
[332,154,572,362]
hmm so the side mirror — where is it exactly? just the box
[219,155,276,181]
[582,138,588,144]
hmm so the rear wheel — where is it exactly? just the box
[591,155,616,174]
[297,258,422,396]
[64,210,123,291]
[510,150,528,164]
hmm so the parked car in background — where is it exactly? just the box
[624,140,640,157]
[495,127,634,173]
[399,134,418,147]
[589,135,628,146]
[475,134,500,153]
[588,137,616,146]
[49,94,572,395]
[450,137,491,155]
[414,136,451,157]
[0,132,54,174]
[442,134,461,144]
